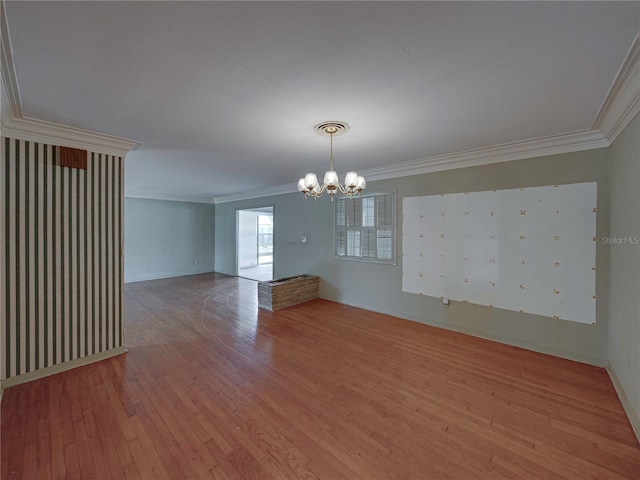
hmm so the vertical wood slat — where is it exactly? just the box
[56,151,69,363]
[100,155,106,353]
[118,156,124,347]
[17,139,23,377]
[70,163,76,358]
[7,138,16,379]
[79,161,85,359]
[7,138,13,378]
[87,153,94,357]
[106,155,112,350]
[55,144,61,366]
[45,144,52,369]
[27,141,35,374]
[112,157,117,349]
[94,153,100,354]
[0,138,123,382]
[37,143,45,371]
[1,138,7,380]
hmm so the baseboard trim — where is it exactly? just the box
[0,346,128,390]
[607,366,640,442]
[125,270,215,284]
[322,296,607,367]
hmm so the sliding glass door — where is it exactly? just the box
[257,214,273,265]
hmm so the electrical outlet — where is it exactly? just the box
[442,297,450,306]
[301,236,308,243]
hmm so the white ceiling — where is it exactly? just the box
[2,1,639,201]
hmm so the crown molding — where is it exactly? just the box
[1,0,139,156]
[360,129,607,183]
[212,129,607,204]
[213,183,297,204]
[125,190,215,204]
[0,0,21,118]
[593,34,640,144]
[1,115,139,157]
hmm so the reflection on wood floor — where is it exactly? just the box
[238,263,273,282]
[2,272,639,479]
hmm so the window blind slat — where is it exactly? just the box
[334,193,395,263]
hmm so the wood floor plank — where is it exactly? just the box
[72,418,97,480]
[35,382,52,480]
[2,272,639,479]
[47,377,66,480]
[125,414,172,479]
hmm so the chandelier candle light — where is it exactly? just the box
[297,121,366,200]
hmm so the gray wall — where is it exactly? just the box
[215,198,329,278]
[608,113,640,427]
[124,198,215,283]
[215,148,610,365]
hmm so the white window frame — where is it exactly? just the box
[334,191,397,265]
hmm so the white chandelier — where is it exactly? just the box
[297,121,366,200]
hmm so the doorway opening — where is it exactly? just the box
[237,207,274,282]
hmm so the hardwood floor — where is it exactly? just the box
[2,272,639,479]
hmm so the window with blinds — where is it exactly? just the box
[335,192,396,263]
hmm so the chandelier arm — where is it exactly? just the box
[308,184,326,199]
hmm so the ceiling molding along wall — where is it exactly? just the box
[125,190,215,205]
[0,0,21,118]
[1,0,139,157]
[212,129,607,204]
[213,183,298,204]
[593,34,640,144]
[360,129,607,183]
[2,115,139,157]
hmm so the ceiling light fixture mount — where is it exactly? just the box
[298,121,366,201]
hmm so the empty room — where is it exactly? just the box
[1,1,639,479]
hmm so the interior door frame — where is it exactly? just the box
[235,205,275,279]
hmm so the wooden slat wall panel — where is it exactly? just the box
[0,137,124,381]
